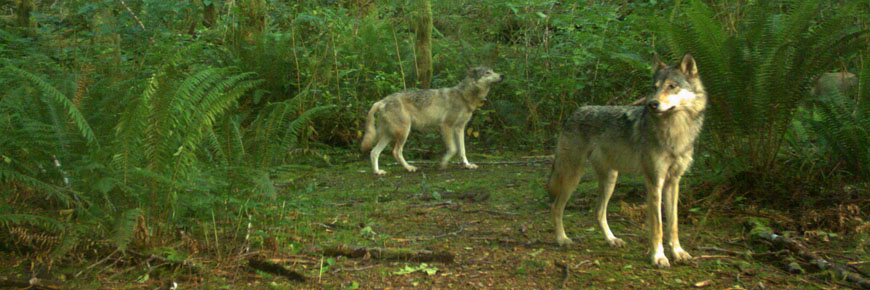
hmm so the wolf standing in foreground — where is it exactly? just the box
[547,53,707,268]
[360,66,504,175]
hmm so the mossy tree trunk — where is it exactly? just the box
[238,0,266,42]
[341,0,374,18]
[202,0,217,28]
[16,0,35,36]
[413,1,433,89]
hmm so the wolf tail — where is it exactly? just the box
[360,101,384,153]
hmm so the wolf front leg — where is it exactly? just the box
[645,176,669,268]
[455,126,477,169]
[664,176,692,262]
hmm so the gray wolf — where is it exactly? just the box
[812,71,857,97]
[547,53,707,268]
[360,66,504,175]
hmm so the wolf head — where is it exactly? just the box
[467,66,505,86]
[647,54,706,116]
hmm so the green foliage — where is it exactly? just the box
[658,0,868,173]
[1,0,868,280]
[806,58,870,178]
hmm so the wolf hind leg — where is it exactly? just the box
[370,135,391,175]
[549,141,587,246]
[391,123,417,172]
[594,168,625,248]
[439,124,458,169]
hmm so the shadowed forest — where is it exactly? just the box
[1,0,869,289]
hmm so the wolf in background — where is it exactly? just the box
[547,54,707,268]
[361,66,504,175]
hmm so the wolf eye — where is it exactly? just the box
[668,84,677,89]
[485,71,491,74]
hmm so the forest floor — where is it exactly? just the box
[7,152,867,289]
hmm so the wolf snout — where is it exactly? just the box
[648,100,660,110]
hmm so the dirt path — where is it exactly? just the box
[251,158,845,290]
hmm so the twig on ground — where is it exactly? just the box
[462,209,519,216]
[322,245,454,263]
[694,255,734,260]
[389,159,552,166]
[127,250,202,273]
[405,201,457,208]
[75,248,120,277]
[698,246,749,256]
[332,265,377,273]
[398,226,464,241]
[468,237,560,247]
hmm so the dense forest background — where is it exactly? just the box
[1,0,868,288]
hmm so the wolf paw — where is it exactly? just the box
[556,236,574,246]
[374,170,387,175]
[651,256,671,268]
[607,238,626,248]
[464,163,478,169]
[672,248,693,262]
[405,166,418,172]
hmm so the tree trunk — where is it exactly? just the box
[413,1,433,89]
[342,0,374,18]
[202,0,217,28]
[16,0,35,36]
[239,0,266,42]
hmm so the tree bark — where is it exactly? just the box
[16,0,35,36]
[202,0,217,28]
[239,0,266,42]
[413,1,433,89]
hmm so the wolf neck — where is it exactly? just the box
[642,101,706,154]
[454,78,489,110]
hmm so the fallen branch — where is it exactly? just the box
[405,201,457,209]
[127,250,202,273]
[0,277,61,290]
[698,246,750,257]
[267,256,319,265]
[398,226,464,241]
[754,231,870,289]
[323,245,454,263]
[390,159,551,166]
[248,258,307,282]
[462,209,519,216]
[468,237,560,247]
[75,248,120,278]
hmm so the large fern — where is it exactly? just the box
[807,55,870,178]
[659,0,868,171]
[4,65,98,146]
[111,65,262,213]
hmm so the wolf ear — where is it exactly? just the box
[679,53,698,78]
[468,66,480,73]
[652,54,668,73]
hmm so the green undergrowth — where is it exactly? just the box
[32,152,858,289]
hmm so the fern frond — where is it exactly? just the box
[0,213,66,232]
[111,208,144,251]
[0,167,74,206]
[4,65,99,147]
[279,105,335,153]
